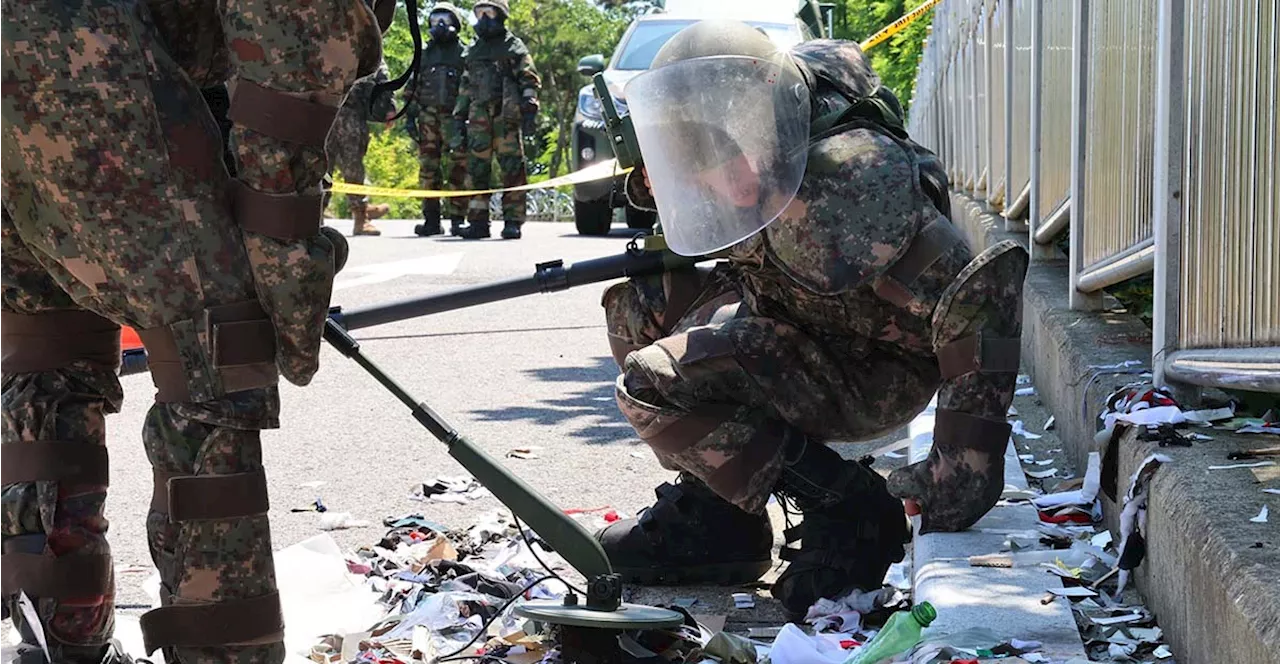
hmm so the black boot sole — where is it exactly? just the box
[614,558,773,586]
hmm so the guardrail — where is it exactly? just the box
[907,0,1279,393]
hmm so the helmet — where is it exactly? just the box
[473,0,510,18]
[624,20,811,256]
[428,1,465,27]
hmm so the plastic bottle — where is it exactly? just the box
[843,601,937,664]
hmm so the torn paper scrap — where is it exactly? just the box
[1154,644,1174,659]
[732,592,755,609]
[1182,407,1234,424]
[1045,415,1056,430]
[1091,530,1114,548]
[1250,505,1269,523]
[1208,461,1277,470]
[1032,452,1102,510]
[1016,386,1037,396]
[1264,489,1280,495]
[1026,468,1059,479]
[1019,454,1036,463]
[1091,612,1144,626]
[1113,405,1186,427]
[1035,459,1054,466]
[1012,421,1043,439]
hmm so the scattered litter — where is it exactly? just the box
[1026,468,1058,479]
[318,512,370,531]
[628,450,647,458]
[1090,530,1113,548]
[1154,644,1174,658]
[298,481,327,489]
[1047,586,1098,598]
[1227,447,1280,460]
[1238,424,1280,435]
[882,451,906,459]
[506,446,543,460]
[1034,459,1055,466]
[292,497,328,513]
[1115,454,1171,595]
[732,592,755,609]
[1044,415,1056,430]
[1091,612,1144,626]
[411,475,493,503]
[1264,489,1280,495]
[1019,454,1037,463]
[1182,406,1235,423]
[1017,374,1033,385]
[1023,654,1050,663]
[1108,642,1137,657]
[1011,421,1043,439]
[746,626,784,640]
[1250,505,1269,523]
[1015,386,1037,396]
[1008,405,1019,416]
[1208,461,1276,470]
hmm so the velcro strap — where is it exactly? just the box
[778,545,801,562]
[936,333,1022,379]
[933,409,1012,455]
[1,310,121,373]
[231,180,324,241]
[140,592,284,654]
[228,81,337,147]
[1,441,109,486]
[166,469,270,522]
[704,420,790,506]
[0,552,112,598]
[886,218,964,287]
[138,302,276,402]
[659,269,705,333]
[639,408,732,455]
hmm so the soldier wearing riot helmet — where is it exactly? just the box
[408,2,471,237]
[452,0,541,240]
[598,20,1029,617]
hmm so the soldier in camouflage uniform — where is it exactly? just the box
[596,22,1029,618]
[452,0,541,240]
[327,59,398,237]
[407,2,469,238]
[1,0,385,661]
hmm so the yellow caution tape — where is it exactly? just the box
[328,158,631,199]
[859,0,944,52]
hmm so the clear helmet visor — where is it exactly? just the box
[624,53,811,256]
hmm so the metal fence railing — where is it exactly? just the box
[907,0,1279,394]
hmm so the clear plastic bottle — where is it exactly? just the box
[843,601,937,664]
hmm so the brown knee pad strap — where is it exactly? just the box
[1,310,121,374]
[2,532,112,600]
[137,301,278,402]
[936,332,1022,380]
[140,591,284,654]
[151,468,270,523]
[1,441,109,486]
[228,81,337,148]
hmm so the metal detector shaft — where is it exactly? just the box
[333,246,706,331]
[322,318,618,605]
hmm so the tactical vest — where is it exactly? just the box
[416,41,465,108]
[463,32,528,105]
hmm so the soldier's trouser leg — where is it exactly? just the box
[602,269,931,610]
[327,130,370,216]
[442,111,469,222]
[417,107,444,227]
[2,216,123,663]
[463,106,495,229]
[0,0,320,658]
[495,119,528,226]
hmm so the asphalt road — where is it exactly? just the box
[103,219,676,608]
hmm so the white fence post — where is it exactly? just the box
[1152,0,1187,389]
[1069,0,1103,310]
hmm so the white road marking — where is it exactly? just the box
[334,253,464,290]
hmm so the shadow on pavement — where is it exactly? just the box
[468,356,637,445]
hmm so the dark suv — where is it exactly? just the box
[570,10,815,235]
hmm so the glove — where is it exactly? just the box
[405,114,419,141]
[521,110,537,136]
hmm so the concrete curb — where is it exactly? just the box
[908,403,1087,660]
[949,192,1280,664]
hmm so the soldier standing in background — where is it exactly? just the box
[408,2,470,238]
[327,60,398,236]
[452,0,541,240]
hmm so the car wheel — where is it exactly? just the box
[575,197,612,235]
[625,205,657,230]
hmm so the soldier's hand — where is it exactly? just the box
[521,110,536,136]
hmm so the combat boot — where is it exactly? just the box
[367,203,391,220]
[352,206,381,236]
[595,473,773,585]
[416,200,443,236]
[449,220,467,236]
[500,220,522,239]
[770,433,909,618]
[457,220,491,239]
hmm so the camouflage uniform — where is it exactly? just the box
[1,0,382,661]
[327,60,397,236]
[453,0,541,239]
[601,35,1027,614]
[405,6,468,236]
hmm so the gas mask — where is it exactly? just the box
[428,12,459,43]
[474,6,505,39]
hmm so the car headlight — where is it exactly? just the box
[578,87,603,122]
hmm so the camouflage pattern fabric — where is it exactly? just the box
[406,39,467,219]
[414,105,468,219]
[327,61,396,212]
[453,30,539,224]
[606,40,1025,518]
[1,0,380,661]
